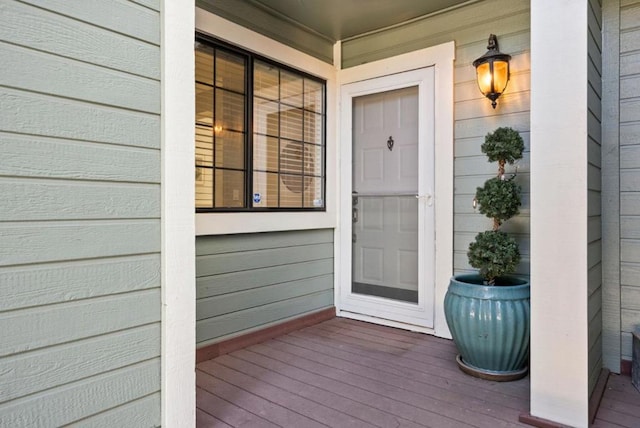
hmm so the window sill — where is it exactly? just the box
[195,210,337,236]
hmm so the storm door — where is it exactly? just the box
[340,68,435,328]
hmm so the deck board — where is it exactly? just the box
[302,321,530,398]
[196,409,233,428]
[214,352,423,428]
[197,318,640,427]
[593,374,640,428]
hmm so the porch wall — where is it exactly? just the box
[619,0,640,361]
[341,0,531,277]
[588,0,604,395]
[0,0,162,425]
[603,0,640,369]
[195,229,335,347]
[195,0,333,63]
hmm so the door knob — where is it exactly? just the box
[416,193,434,206]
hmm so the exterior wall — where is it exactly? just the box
[342,0,531,278]
[0,1,162,425]
[619,0,640,361]
[588,0,604,395]
[196,229,334,347]
[195,0,333,63]
[602,0,623,375]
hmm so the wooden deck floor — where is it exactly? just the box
[593,373,640,428]
[196,317,640,427]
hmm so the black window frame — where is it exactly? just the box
[195,33,327,213]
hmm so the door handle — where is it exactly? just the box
[416,193,434,206]
[352,207,358,223]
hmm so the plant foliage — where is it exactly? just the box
[476,177,521,222]
[468,231,520,285]
[469,126,524,285]
[481,127,525,165]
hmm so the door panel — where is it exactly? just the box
[353,195,419,303]
[353,88,418,194]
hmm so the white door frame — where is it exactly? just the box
[335,42,455,338]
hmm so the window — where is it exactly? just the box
[195,35,326,211]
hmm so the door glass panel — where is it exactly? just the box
[352,86,419,303]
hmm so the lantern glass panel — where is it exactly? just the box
[476,62,493,94]
[493,60,509,94]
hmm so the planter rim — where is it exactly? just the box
[449,274,530,300]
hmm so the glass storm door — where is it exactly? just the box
[340,68,435,329]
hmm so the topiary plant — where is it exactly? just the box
[468,127,524,285]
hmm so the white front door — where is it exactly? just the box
[339,67,435,329]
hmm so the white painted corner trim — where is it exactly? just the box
[161,1,196,427]
[335,42,455,339]
[530,1,590,426]
[195,8,338,236]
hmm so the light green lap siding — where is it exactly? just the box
[588,0,603,396]
[603,0,622,373]
[196,0,333,64]
[69,394,162,428]
[0,1,160,79]
[0,0,161,425]
[196,229,334,346]
[619,0,640,362]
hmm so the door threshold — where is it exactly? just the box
[337,310,437,335]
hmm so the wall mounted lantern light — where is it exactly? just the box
[473,34,511,109]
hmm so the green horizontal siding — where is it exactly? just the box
[587,0,602,394]
[196,0,333,64]
[0,359,160,427]
[0,133,160,182]
[0,255,160,311]
[196,229,334,346]
[619,0,640,362]
[0,180,160,221]
[0,0,161,424]
[19,0,161,45]
[0,288,160,358]
[0,88,160,147]
[0,42,160,113]
[0,1,160,78]
[0,221,160,267]
[341,1,529,68]
[69,394,161,428]
[1,325,160,402]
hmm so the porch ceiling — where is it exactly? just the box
[226,0,473,41]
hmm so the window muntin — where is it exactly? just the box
[195,42,247,209]
[195,36,326,211]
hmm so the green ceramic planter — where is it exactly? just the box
[444,274,530,381]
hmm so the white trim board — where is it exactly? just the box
[195,8,338,236]
[530,1,590,426]
[335,42,455,339]
[161,1,196,426]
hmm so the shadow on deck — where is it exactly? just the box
[196,317,640,427]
